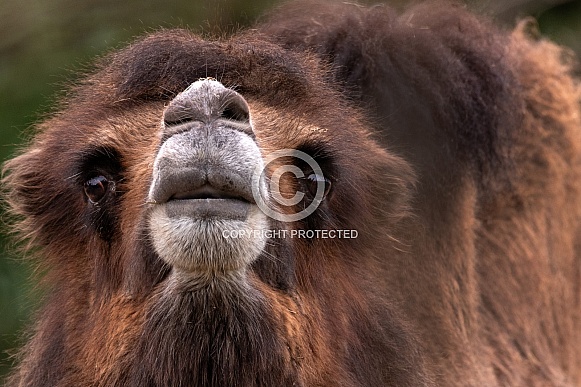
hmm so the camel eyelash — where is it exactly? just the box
[295,141,337,183]
[75,146,124,184]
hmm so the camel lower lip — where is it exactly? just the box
[163,198,251,220]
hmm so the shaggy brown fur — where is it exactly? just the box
[3,1,581,386]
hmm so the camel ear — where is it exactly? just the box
[2,148,45,250]
[3,148,48,245]
[3,147,46,219]
[2,143,82,251]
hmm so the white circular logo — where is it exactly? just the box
[252,149,326,222]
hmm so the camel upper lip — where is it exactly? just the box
[147,123,263,212]
[148,167,256,205]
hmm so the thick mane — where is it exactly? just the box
[80,30,328,109]
[3,1,581,386]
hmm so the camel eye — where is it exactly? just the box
[84,175,110,204]
[303,173,332,199]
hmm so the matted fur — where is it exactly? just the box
[3,1,581,386]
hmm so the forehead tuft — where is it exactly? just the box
[81,30,326,107]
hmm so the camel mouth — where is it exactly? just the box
[146,126,262,222]
[149,165,257,221]
[146,129,268,273]
[170,185,252,202]
[165,185,252,220]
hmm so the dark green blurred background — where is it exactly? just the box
[0,0,579,380]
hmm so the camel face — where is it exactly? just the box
[148,80,268,276]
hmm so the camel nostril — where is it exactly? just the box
[163,115,195,127]
[220,95,250,123]
[162,100,203,128]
